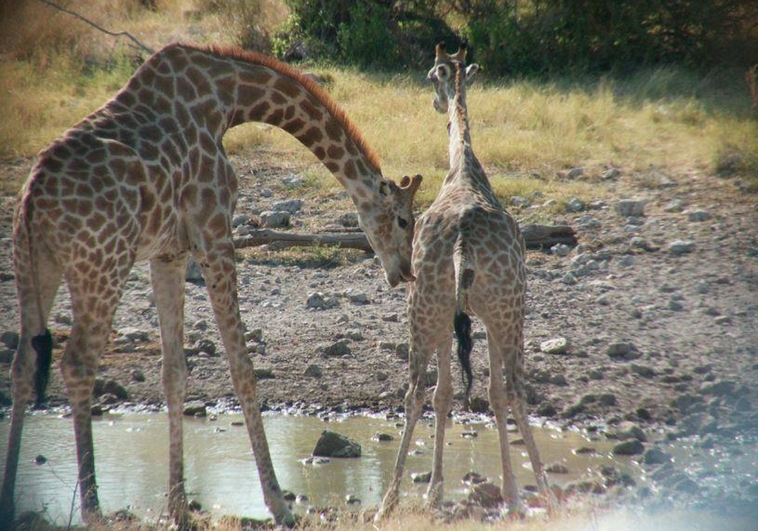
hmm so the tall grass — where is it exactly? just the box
[1,1,756,203]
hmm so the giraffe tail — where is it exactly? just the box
[15,188,54,409]
[453,235,474,403]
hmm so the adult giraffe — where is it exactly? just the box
[1,43,421,528]
[376,44,550,519]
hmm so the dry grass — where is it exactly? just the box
[1,1,756,204]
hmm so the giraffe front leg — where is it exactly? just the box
[485,334,523,515]
[426,340,453,509]
[376,344,430,521]
[199,246,295,527]
[150,256,190,528]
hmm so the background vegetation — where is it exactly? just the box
[0,0,757,203]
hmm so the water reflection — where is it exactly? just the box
[1,412,623,525]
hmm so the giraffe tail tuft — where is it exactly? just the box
[453,234,475,404]
[32,330,53,409]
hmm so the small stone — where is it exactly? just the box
[34,455,47,465]
[259,211,290,228]
[306,292,327,309]
[551,243,571,257]
[565,196,586,212]
[643,447,673,465]
[183,401,207,417]
[313,430,361,458]
[546,463,570,474]
[395,343,409,361]
[344,289,370,304]
[411,471,432,483]
[468,482,504,508]
[616,199,647,217]
[540,337,570,354]
[612,439,645,456]
[664,199,685,212]
[685,209,710,222]
[304,364,323,378]
[372,432,394,442]
[194,338,217,357]
[606,342,641,361]
[567,168,584,178]
[1,331,20,350]
[272,199,303,213]
[668,240,695,255]
[319,340,351,358]
[603,168,621,179]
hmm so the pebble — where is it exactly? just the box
[668,240,695,255]
[551,243,571,257]
[272,199,303,213]
[259,211,290,228]
[319,340,351,358]
[612,439,645,455]
[686,209,710,222]
[540,337,570,354]
[565,197,586,212]
[616,199,647,217]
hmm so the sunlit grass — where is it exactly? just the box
[1,3,756,206]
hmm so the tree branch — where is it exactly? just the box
[36,0,153,55]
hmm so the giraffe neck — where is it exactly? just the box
[446,63,486,186]
[120,44,385,208]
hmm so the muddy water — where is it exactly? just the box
[2,412,629,525]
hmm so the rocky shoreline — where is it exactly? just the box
[1,156,757,524]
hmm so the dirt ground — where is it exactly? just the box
[1,154,757,517]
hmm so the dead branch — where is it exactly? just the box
[233,224,577,253]
[36,0,153,55]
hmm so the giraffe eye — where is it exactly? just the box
[397,217,409,229]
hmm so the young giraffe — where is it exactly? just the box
[376,44,550,519]
[0,43,421,528]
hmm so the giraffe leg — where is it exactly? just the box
[426,340,453,508]
[198,244,294,527]
[150,256,190,528]
[0,254,61,526]
[485,331,524,514]
[376,342,431,520]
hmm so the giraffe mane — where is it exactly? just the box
[180,43,382,173]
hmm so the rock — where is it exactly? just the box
[685,209,710,222]
[540,337,570,354]
[372,432,394,442]
[612,421,647,442]
[1,330,19,350]
[612,439,645,456]
[344,289,370,304]
[319,340,351,358]
[606,342,641,361]
[616,199,647,217]
[674,477,700,494]
[668,240,695,255]
[304,364,323,378]
[395,343,409,361]
[306,292,327,309]
[34,454,47,465]
[313,430,361,458]
[462,471,488,485]
[194,338,217,357]
[130,370,146,383]
[272,199,303,213]
[259,211,290,228]
[254,368,275,379]
[246,329,264,342]
[183,401,207,417]
[567,168,584,179]
[603,168,621,179]
[631,364,656,378]
[186,258,204,282]
[94,379,129,400]
[546,463,570,474]
[345,494,361,505]
[551,243,571,257]
[468,482,504,508]
[411,471,432,483]
[232,214,249,227]
[565,196,586,212]
[643,447,673,465]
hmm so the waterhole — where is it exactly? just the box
[3,412,630,525]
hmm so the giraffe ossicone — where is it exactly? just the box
[0,42,422,528]
[376,44,553,520]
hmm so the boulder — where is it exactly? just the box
[313,430,361,458]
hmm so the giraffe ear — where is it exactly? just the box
[466,64,479,81]
[400,174,423,198]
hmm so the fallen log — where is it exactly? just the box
[234,224,576,252]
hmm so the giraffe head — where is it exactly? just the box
[428,43,479,114]
[360,173,422,287]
